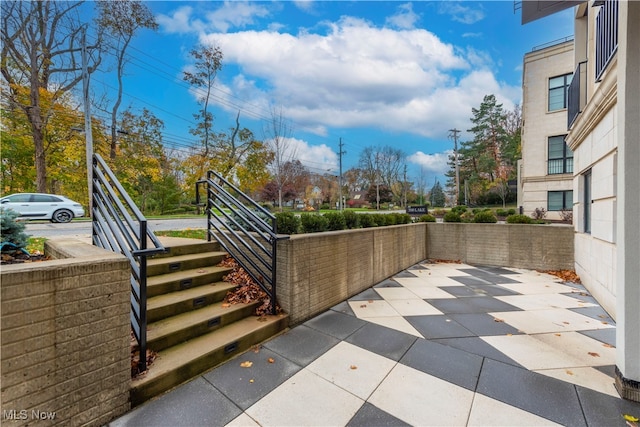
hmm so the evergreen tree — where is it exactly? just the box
[428,180,446,207]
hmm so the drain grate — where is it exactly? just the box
[207,317,221,327]
[193,297,205,308]
[180,278,192,289]
[169,262,181,272]
[224,341,239,354]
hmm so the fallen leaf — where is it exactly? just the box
[588,352,600,357]
[602,321,609,325]
[267,357,275,364]
[257,317,268,322]
[197,269,207,273]
[598,314,607,319]
[240,361,253,368]
[506,333,513,336]
[249,379,254,383]
[566,370,574,376]
[603,343,614,348]
[252,346,260,353]
[494,318,504,323]
[221,303,231,308]
[563,321,570,325]
[555,333,562,337]
[368,300,374,303]
[623,414,639,422]
[350,365,358,370]
[360,304,367,308]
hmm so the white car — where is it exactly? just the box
[0,193,85,223]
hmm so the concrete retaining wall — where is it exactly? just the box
[1,239,131,426]
[425,223,574,271]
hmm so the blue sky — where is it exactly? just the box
[88,1,574,185]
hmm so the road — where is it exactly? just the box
[25,218,209,239]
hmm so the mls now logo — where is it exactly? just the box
[3,409,56,421]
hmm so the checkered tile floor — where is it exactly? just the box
[110,262,640,427]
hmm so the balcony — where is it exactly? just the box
[595,0,618,81]
[567,61,586,129]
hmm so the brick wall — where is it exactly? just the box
[1,239,131,426]
[277,223,428,324]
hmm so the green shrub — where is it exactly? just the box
[443,211,462,222]
[432,209,446,217]
[370,214,386,226]
[507,208,517,215]
[323,211,346,231]
[451,205,467,214]
[320,203,331,210]
[0,208,29,250]
[397,213,412,224]
[460,211,475,223]
[419,214,436,222]
[275,212,300,234]
[300,213,329,233]
[473,210,498,223]
[343,210,360,229]
[472,208,482,214]
[496,208,508,217]
[506,214,533,224]
[359,214,375,228]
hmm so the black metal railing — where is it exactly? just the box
[595,0,618,81]
[196,172,288,314]
[92,153,165,372]
[568,61,587,129]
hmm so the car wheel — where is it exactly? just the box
[53,209,73,223]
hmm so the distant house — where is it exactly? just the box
[521,0,639,401]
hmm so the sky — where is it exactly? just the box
[87,1,574,186]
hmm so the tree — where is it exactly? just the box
[428,180,446,207]
[96,0,158,160]
[1,1,101,192]
[358,146,406,202]
[182,43,224,177]
[366,184,393,206]
[264,106,297,210]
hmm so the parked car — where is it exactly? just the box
[0,193,85,223]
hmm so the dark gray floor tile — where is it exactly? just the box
[304,310,366,340]
[405,315,475,339]
[477,359,587,427]
[477,266,521,275]
[331,300,356,316]
[451,276,492,286]
[449,313,522,336]
[394,271,418,278]
[577,385,640,427]
[109,377,241,427]
[347,402,410,427]
[579,328,617,347]
[472,285,521,296]
[203,347,301,410]
[570,306,616,324]
[426,297,522,314]
[458,268,521,284]
[408,263,429,271]
[443,285,488,297]
[345,322,417,361]
[594,364,616,378]
[374,278,403,288]
[263,325,339,367]
[400,338,483,391]
[433,337,524,368]
[349,288,383,301]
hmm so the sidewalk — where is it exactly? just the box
[110,262,640,426]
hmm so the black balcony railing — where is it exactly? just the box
[568,61,587,129]
[595,0,618,81]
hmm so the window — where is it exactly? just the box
[584,170,592,233]
[548,135,573,174]
[548,190,573,211]
[548,73,572,111]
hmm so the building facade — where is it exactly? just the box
[519,40,575,221]
[522,0,639,402]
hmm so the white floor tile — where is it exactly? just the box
[536,367,618,397]
[365,316,424,337]
[245,369,363,427]
[375,287,422,300]
[468,393,561,426]
[496,293,597,310]
[498,281,582,295]
[224,413,260,427]
[368,364,474,426]
[306,341,397,400]
[395,276,463,288]
[488,308,613,334]
[387,298,443,316]
[405,285,456,299]
[532,331,616,366]
[349,299,398,318]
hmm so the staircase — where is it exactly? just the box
[130,236,289,406]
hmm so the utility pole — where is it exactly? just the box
[375,153,380,210]
[448,128,460,206]
[403,164,407,208]
[82,26,94,217]
[338,138,346,210]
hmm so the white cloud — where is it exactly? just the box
[438,2,485,25]
[293,1,315,13]
[157,2,270,34]
[265,137,338,172]
[386,3,420,30]
[408,151,452,176]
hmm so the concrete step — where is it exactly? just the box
[153,237,221,259]
[147,266,233,298]
[146,251,228,277]
[146,301,259,351]
[131,314,289,407]
[147,281,237,323]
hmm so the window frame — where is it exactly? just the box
[547,190,573,211]
[547,135,574,175]
[548,73,573,111]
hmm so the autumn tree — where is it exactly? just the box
[263,106,298,210]
[358,146,406,198]
[96,0,158,160]
[1,1,102,192]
